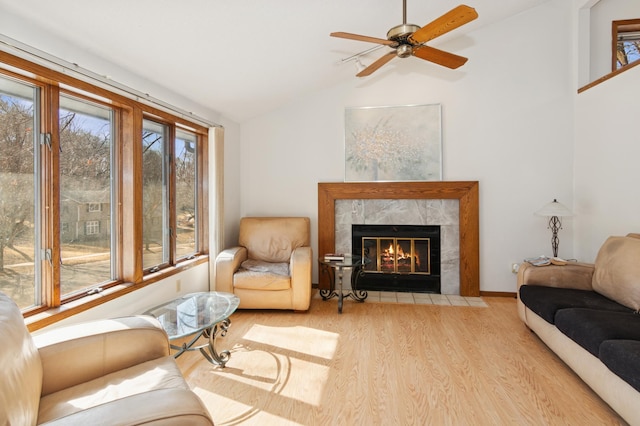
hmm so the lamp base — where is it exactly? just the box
[548,215,562,258]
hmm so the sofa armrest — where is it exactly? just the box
[290,246,312,311]
[214,246,247,293]
[33,315,170,396]
[517,261,595,291]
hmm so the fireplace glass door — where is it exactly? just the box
[352,224,441,293]
[363,237,431,275]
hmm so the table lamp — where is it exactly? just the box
[535,199,572,257]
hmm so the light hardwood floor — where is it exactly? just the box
[175,292,627,425]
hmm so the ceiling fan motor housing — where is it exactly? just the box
[387,24,421,58]
[387,24,421,43]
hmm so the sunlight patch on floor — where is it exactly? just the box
[242,324,339,359]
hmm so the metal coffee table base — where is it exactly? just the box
[171,318,232,367]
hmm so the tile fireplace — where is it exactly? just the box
[317,181,479,296]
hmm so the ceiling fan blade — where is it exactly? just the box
[412,45,468,69]
[356,51,397,77]
[330,32,398,46]
[409,5,478,44]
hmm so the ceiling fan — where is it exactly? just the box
[331,1,478,77]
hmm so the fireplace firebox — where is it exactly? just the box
[352,224,441,293]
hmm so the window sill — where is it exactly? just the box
[25,255,209,332]
[578,60,640,93]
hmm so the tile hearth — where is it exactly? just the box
[312,290,487,307]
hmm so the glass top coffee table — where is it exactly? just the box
[144,291,240,367]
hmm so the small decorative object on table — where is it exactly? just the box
[324,253,345,261]
[524,256,569,267]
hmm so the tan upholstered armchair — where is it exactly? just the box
[215,217,312,311]
[0,291,214,426]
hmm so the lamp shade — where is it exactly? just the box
[535,199,572,217]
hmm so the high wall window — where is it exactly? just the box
[0,53,210,317]
[613,19,640,70]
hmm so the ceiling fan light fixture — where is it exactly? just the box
[396,44,412,58]
[354,58,367,73]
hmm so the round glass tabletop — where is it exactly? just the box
[144,291,240,339]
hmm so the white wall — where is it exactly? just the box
[573,64,640,261]
[0,10,223,128]
[240,0,575,293]
[218,117,242,250]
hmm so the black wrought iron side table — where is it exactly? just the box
[318,255,368,313]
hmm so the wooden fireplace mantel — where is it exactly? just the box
[317,181,479,296]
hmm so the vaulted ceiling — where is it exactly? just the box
[0,0,550,123]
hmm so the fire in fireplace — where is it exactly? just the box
[352,224,441,293]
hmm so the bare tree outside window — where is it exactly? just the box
[142,119,169,269]
[175,129,197,259]
[0,77,38,309]
[59,95,115,297]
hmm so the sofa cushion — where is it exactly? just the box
[241,259,290,276]
[592,235,640,311]
[0,292,43,426]
[233,269,292,291]
[519,285,631,324]
[554,308,640,357]
[37,356,189,424]
[599,339,640,393]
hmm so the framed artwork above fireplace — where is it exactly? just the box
[344,103,442,182]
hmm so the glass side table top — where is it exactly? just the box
[144,291,240,340]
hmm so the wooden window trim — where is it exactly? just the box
[612,19,640,71]
[0,51,210,330]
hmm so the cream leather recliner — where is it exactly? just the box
[0,291,214,426]
[215,217,312,311]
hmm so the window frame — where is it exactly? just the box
[612,19,640,71]
[0,51,210,329]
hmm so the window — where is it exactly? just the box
[142,119,170,270]
[142,121,201,269]
[0,75,40,309]
[85,220,100,235]
[59,94,114,297]
[613,19,640,70]
[0,52,210,317]
[175,129,198,259]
